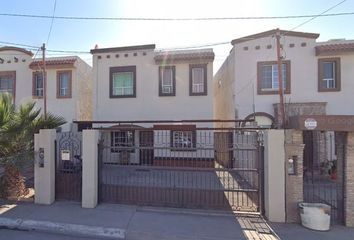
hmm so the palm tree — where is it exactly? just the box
[0,93,66,199]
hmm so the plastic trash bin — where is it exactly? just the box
[298,203,331,231]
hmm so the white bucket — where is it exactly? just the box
[298,203,331,231]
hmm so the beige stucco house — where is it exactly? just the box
[91,44,215,164]
[0,46,92,130]
[91,44,214,121]
[214,29,354,127]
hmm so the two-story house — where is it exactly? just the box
[90,44,215,165]
[0,46,92,130]
[214,29,354,127]
[214,30,354,214]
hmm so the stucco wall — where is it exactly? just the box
[92,48,214,124]
[233,35,318,119]
[213,51,235,127]
[217,35,354,121]
[0,50,33,105]
[0,50,92,131]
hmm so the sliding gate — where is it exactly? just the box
[98,126,263,212]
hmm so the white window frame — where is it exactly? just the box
[261,64,286,91]
[172,131,194,150]
[0,72,15,95]
[322,61,336,89]
[34,72,44,97]
[112,72,134,96]
[161,68,173,94]
[191,67,205,93]
[111,130,135,153]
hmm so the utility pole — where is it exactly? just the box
[275,29,286,129]
[41,43,47,119]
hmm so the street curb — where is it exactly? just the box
[0,217,125,239]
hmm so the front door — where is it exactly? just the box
[139,131,154,165]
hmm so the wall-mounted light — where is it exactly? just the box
[288,156,297,175]
[38,148,45,168]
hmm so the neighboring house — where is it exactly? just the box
[214,29,354,127]
[90,44,215,164]
[0,46,92,130]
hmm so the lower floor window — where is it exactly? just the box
[111,131,135,153]
[171,130,196,150]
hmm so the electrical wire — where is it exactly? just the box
[0,12,353,21]
[0,1,350,57]
[46,0,57,45]
[290,0,347,31]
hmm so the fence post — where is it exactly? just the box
[82,129,99,208]
[263,130,286,222]
[34,129,56,205]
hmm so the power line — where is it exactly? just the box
[290,0,347,31]
[46,0,57,45]
[0,0,349,56]
[0,41,38,49]
[158,41,230,51]
[0,11,353,21]
[0,41,90,54]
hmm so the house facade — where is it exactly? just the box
[91,44,214,121]
[214,29,354,127]
[0,47,92,130]
[91,44,215,165]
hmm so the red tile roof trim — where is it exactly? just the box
[154,51,215,63]
[316,43,354,56]
[29,59,77,68]
[231,29,319,45]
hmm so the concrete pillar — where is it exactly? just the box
[34,129,57,205]
[344,132,354,227]
[284,130,305,223]
[263,130,286,222]
[82,130,99,208]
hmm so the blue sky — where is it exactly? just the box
[1,0,353,70]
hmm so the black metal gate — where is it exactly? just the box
[98,124,263,212]
[303,130,344,224]
[55,132,82,201]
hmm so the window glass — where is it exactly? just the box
[192,67,204,93]
[59,72,70,97]
[161,68,173,94]
[113,72,134,96]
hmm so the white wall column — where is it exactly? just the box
[82,129,99,208]
[34,129,56,205]
[263,130,286,222]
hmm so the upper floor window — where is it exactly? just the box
[159,66,175,96]
[318,58,340,92]
[257,61,291,95]
[57,70,72,98]
[0,71,15,97]
[189,64,207,96]
[32,72,44,97]
[110,66,136,98]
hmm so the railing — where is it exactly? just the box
[95,121,264,211]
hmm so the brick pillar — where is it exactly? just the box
[285,130,305,223]
[335,132,346,224]
[344,132,354,226]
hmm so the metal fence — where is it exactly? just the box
[55,131,82,201]
[303,130,344,224]
[98,125,263,212]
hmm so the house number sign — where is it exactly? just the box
[61,150,71,161]
[304,118,317,130]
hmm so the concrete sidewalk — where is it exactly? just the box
[270,222,354,240]
[0,201,277,240]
